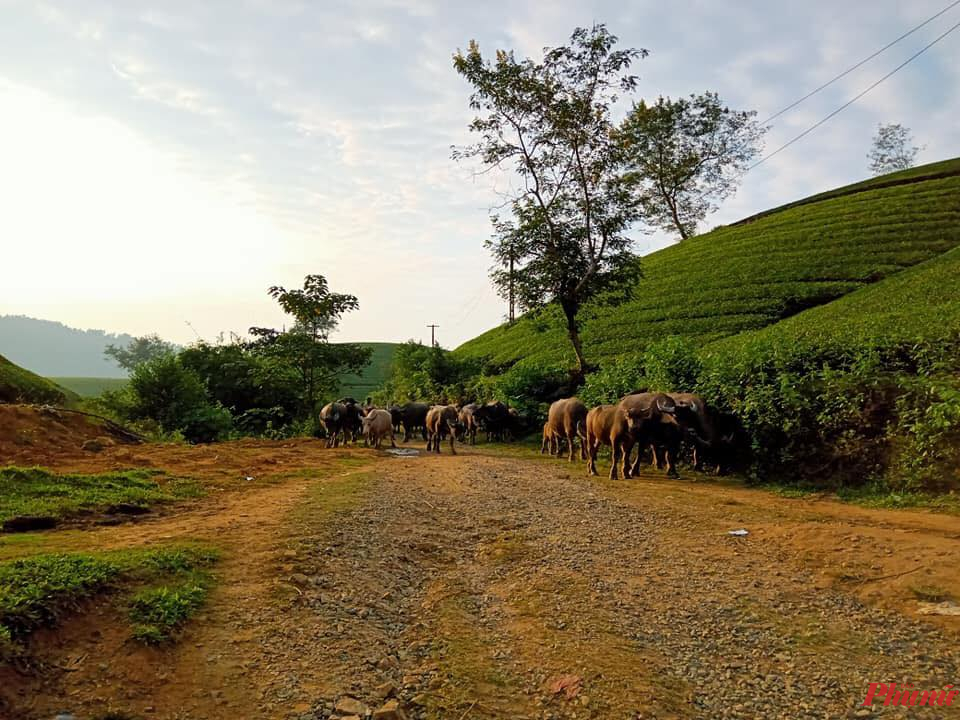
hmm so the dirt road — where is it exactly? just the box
[5,446,960,719]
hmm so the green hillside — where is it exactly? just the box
[48,377,129,398]
[333,342,398,399]
[705,244,960,357]
[453,158,960,372]
[0,355,74,405]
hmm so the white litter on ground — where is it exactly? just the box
[727,529,749,536]
[917,601,960,616]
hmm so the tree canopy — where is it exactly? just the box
[249,275,371,428]
[618,92,766,240]
[868,123,922,176]
[454,24,645,380]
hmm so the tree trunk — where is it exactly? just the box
[667,197,689,240]
[560,298,587,386]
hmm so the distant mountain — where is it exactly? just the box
[0,315,135,377]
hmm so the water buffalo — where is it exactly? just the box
[388,405,403,433]
[319,401,346,448]
[474,401,512,442]
[545,398,588,462]
[362,408,396,449]
[585,404,618,476]
[608,392,678,480]
[540,421,559,455]
[396,402,430,442]
[458,403,480,445]
[426,404,461,454]
[320,398,365,448]
[649,393,741,474]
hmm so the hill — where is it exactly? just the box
[0,315,133,377]
[704,244,960,357]
[453,158,960,372]
[334,342,398,399]
[47,377,130,398]
[0,354,74,405]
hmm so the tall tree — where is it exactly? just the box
[104,333,178,372]
[868,123,922,176]
[248,275,371,428]
[453,25,644,381]
[618,93,766,240]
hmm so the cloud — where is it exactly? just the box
[1,0,958,347]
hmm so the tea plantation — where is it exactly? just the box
[453,158,960,371]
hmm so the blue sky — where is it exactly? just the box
[1,0,957,348]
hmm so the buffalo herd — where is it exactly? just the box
[544,391,741,479]
[318,398,521,456]
[320,392,741,478]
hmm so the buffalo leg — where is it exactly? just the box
[567,432,576,462]
[587,433,598,476]
[623,440,635,479]
[610,440,621,480]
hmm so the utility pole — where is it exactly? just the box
[427,324,439,347]
[508,251,515,324]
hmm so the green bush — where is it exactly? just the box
[100,354,233,443]
[579,356,646,407]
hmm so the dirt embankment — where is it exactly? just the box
[2,440,960,720]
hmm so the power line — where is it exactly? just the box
[760,0,960,126]
[750,17,960,170]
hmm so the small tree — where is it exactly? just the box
[105,334,178,372]
[453,25,644,381]
[868,123,922,176]
[248,275,371,428]
[618,93,766,240]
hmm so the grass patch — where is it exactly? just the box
[909,585,952,603]
[0,544,218,653]
[834,485,960,513]
[129,580,209,644]
[0,466,202,524]
[768,485,818,499]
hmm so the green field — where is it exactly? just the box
[334,342,399,399]
[48,376,128,397]
[453,158,960,372]
[0,354,74,405]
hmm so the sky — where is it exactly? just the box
[1,0,958,349]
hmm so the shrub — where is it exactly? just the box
[579,356,646,407]
[100,354,233,443]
